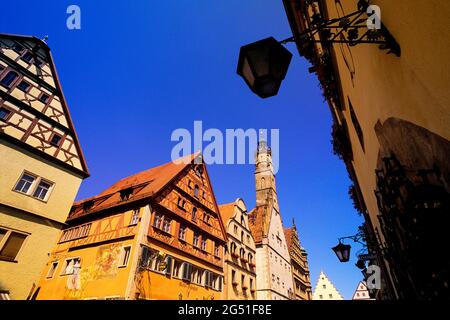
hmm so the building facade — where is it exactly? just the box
[0,34,89,300]
[248,137,294,300]
[284,221,312,300]
[282,0,450,299]
[219,198,257,300]
[352,281,373,300]
[32,153,227,300]
[312,271,344,300]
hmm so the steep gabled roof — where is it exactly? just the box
[283,227,293,249]
[218,202,236,226]
[248,205,268,245]
[0,33,89,177]
[68,153,198,221]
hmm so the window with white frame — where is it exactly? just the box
[162,217,171,233]
[200,237,207,251]
[59,223,91,243]
[13,172,54,202]
[119,246,131,267]
[172,259,183,278]
[46,261,59,278]
[0,227,28,261]
[182,262,193,281]
[191,267,203,285]
[32,179,52,201]
[61,257,81,275]
[214,243,220,257]
[130,209,140,225]
[178,224,186,241]
[193,232,200,248]
[14,173,36,194]
[153,213,163,229]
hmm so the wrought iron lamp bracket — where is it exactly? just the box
[280,5,400,57]
[338,234,366,246]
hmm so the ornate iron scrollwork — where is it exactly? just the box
[281,0,401,56]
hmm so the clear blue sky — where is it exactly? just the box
[1,0,364,299]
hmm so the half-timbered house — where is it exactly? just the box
[33,153,227,300]
[0,33,89,300]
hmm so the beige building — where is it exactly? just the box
[282,0,450,299]
[0,34,89,299]
[312,271,344,300]
[248,137,294,300]
[219,198,257,300]
[284,221,312,300]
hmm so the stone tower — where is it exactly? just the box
[249,133,294,300]
[255,132,279,212]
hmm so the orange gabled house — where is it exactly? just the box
[33,153,228,300]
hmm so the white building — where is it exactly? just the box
[248,137,294,300]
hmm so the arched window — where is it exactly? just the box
[260,177,265,188]
[192,207,197,221]
[241,215,245,226]
[231,242,237,254]
[194,185,199,197]
[240,248,245,259]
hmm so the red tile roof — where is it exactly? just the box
[284,227,293,250]
[248,205,267,245]
[68,153,199,221]
[218,203,236,227]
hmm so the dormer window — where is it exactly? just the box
[120,188,133,201]
[83,200,93,212]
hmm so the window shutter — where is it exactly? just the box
[182,263,192,281]
[218,276,223,291]
[165,256,173,275]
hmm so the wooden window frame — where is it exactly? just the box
[0,227,29,262]
[20,51,34,64]
[60,257,81,276]
[129,209,140,226]
[16,79,32,93]
[0,106,14,122]
[0,69,20,89]
[49,132,63,147]
[178,224,186,242]
[32,178,53,201]
[118,246,132,268]
[13,171,55,203]
[38,92,50,104]
[46,261,59,279]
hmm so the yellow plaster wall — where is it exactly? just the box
[323,0,450,235]
[0,205,61,300]
[0,141,82,224]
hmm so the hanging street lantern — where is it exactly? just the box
[237,37,293,99]
[332,241,352,262]
[236,1,400,99]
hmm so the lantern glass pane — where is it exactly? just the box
[242,57,255,86]
[247,47,270,78]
